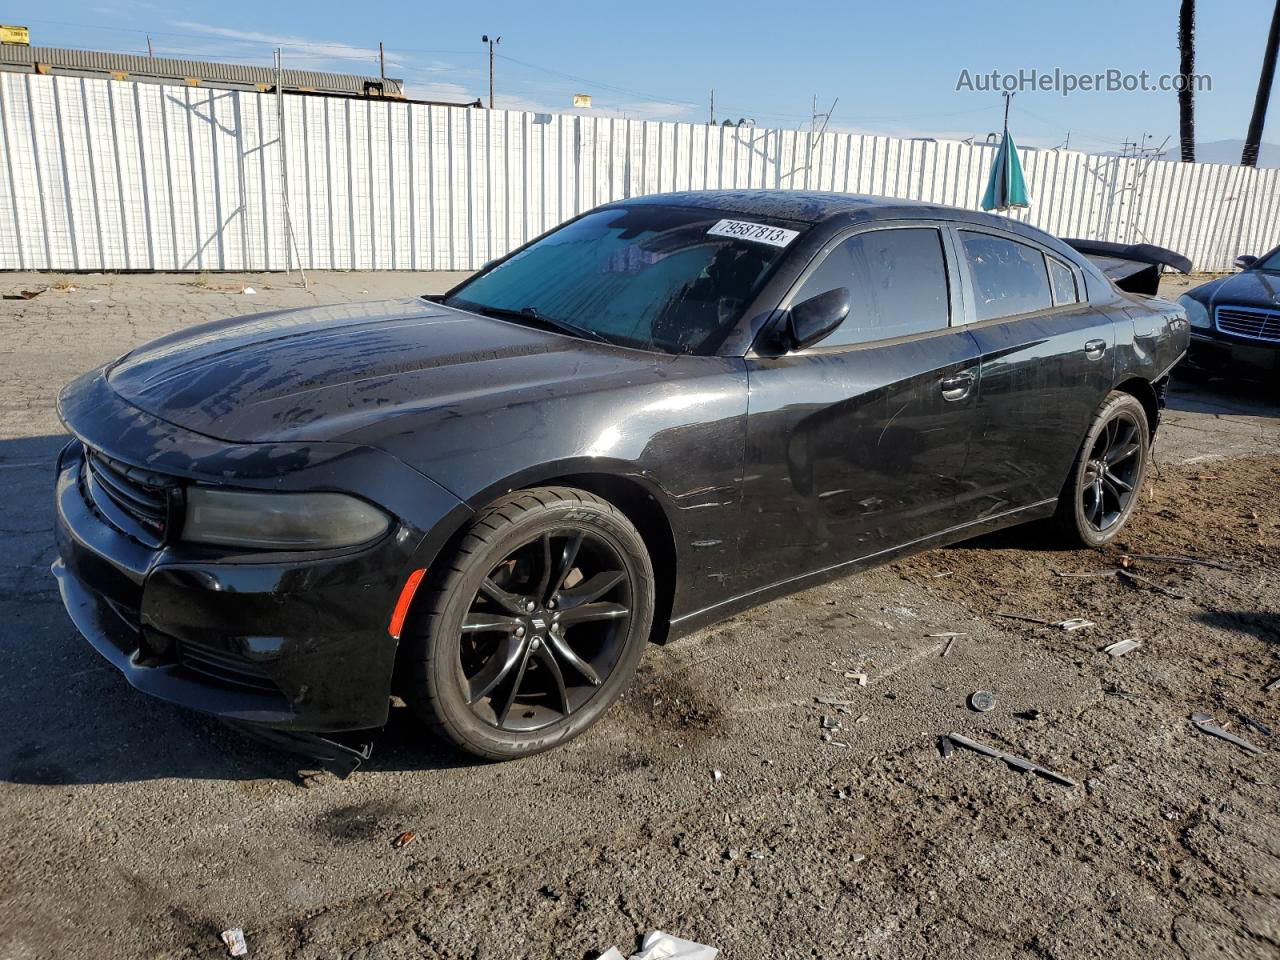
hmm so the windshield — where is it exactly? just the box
[443,205,803,355]
[1256,249,1280,271]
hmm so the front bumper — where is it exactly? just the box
[1187,330,1280,376]
[53,442,417,733]
[51,369,472,741]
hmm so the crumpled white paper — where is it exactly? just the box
[598,929,718,960]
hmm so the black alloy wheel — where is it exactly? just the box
[1080,411,1143,532]
[403,487,654,759]
[1056,391,1150,547]
[460,527,633,731]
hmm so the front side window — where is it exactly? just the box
[961,231,1053,321]
[443,205,802,355]
[788,227,951,348]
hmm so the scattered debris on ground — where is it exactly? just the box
[947,732,1077,787]
[599,930,718,960]
[391,831,416,849]
[220,928,248,957]
[967,690,996,712]
[1190,713,1263,755]
[1103,639,1142,658]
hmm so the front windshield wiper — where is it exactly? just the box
[452,301,615,346]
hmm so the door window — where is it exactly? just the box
[960,231,1053,321]
[1047,257,1079,306]
[789,228,950,348]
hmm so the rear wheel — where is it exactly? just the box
[1055,391,1150,547]
[403,487,654,759]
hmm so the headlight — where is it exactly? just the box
[1178,294,1211,329]
[183,488,391,549]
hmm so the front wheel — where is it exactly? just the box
[1055,391,1150,548]
[402,487,654,760]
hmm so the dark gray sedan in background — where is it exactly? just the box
[53,191,1190,766]
[1179,245,1280,378]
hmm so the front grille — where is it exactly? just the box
[177,637,281,694]
[82,450,178,548]
[1215,305,1280,343]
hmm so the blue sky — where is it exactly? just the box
[19,0,1280,154]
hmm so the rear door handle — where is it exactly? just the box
[1084,339,1107,360]
[940,371,975,402]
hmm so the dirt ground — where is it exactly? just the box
[0,272,1277,960]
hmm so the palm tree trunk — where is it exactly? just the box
[1242,0,1280,167]
[1178,0,1196,162]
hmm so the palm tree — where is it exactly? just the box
[1178,0,1196,162]
[1242,0,1280,167]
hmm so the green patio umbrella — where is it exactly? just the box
[981,94,1030,212]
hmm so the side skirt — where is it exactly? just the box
[666,498,1058,641]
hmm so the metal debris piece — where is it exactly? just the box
[927,631,967,638]
[1055,618,1095,631]
[391,830,416,849]
[844,672,868,686]
[1120,553,1235,571]
[946,732,1077,787]
[220,929,248,958]
[1103,639,1142,658]
[941,637,958,657]
[851,853,866,863]
[938,735,955,758]
[1264,678,1280,693]
[1190,713,1262,755]
[994,612,1093,631]
[711,769,723,783]
[968,690,996,713]
[820,715,841,730]
[1117,570,1188,599]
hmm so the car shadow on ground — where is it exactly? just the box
[1194,609,1280,649]
[0,434,485,787]
[1165,368,1280,419]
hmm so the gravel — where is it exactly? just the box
[1,272,1277,959]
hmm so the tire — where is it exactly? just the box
[403,486,654,760]
[1055,391,1151,548]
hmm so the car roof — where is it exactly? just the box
[616,189,1021,230]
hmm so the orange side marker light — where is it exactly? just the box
[388,568,427,639]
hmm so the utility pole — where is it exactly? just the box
[481,34,501,108]
[146,34,153,58]
[709,88,714,125]
[378,41,385,84]
[1242,0,1280,166]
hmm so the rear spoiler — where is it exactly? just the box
[1062,239,1192,296]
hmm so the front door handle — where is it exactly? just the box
[940,371,975,402]
[1084,339,1107,361]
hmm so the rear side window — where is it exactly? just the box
[960,231,1052,321]
[1047,257,1079,305]
[790,227,950,348]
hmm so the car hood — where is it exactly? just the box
[106,298,674,444]
[1191,269,1280,308]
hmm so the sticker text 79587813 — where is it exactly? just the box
[706,219,800,248]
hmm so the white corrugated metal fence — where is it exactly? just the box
[2,72,1278,273]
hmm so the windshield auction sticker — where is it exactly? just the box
[706,219,799,248]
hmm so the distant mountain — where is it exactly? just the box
[1191,139,1279,167]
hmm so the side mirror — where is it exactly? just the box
[1234,255,1258,271]
[786,287,850,350]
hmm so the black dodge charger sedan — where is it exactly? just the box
[53,191,1189,764]
[1178,245,1280,378]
